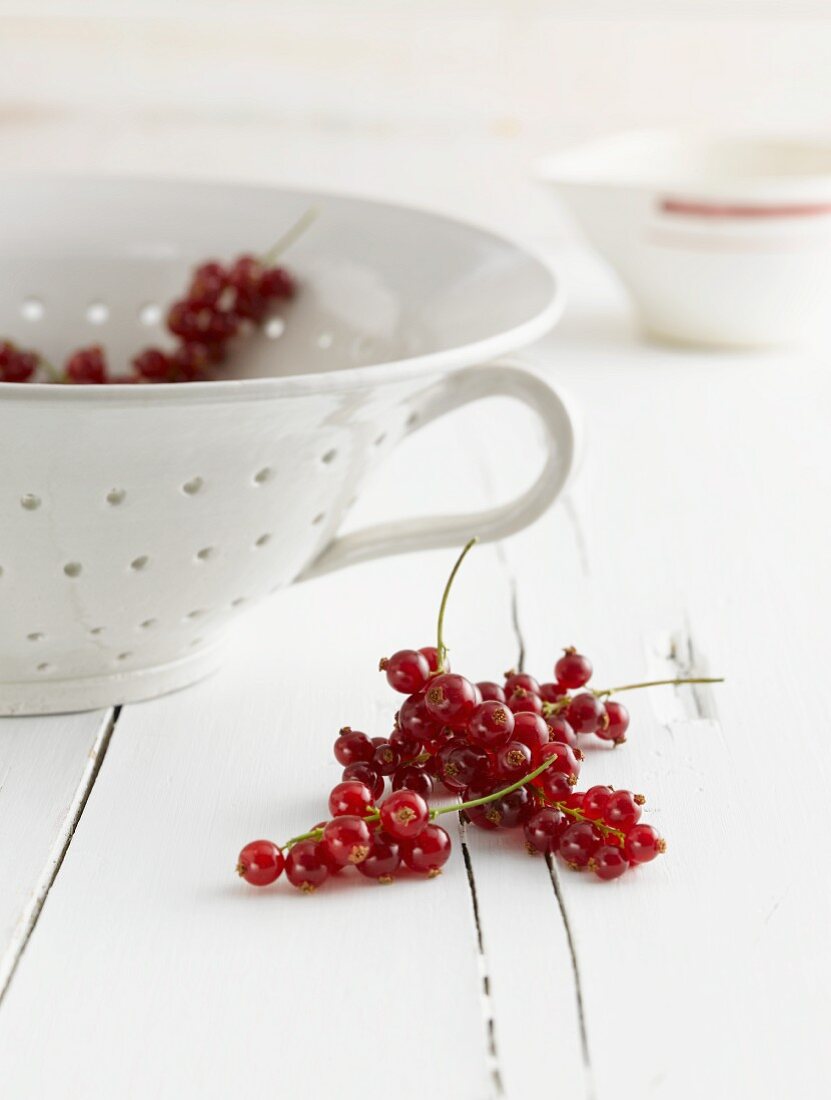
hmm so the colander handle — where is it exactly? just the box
[299,357,577,580]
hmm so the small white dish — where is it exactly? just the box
[0,176,575,715]
[538,130,831,348]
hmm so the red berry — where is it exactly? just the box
[259,265,295,300]
[494,740,533,780]
[418,646,442,672]
[582,785,614,821]
[342,762,385,801]
[392,763,433,798]
[372,741,401,776]
[398,693,438,742]
[132,347,172,382]
[598,701,630,744]
[229,254,263,292]
[555,648,593,690]
[356,832,401,882]
[64,345,108,384]
[603,790,643,832]
[523,807,568,853]
[512,712,550,761]
[380,789,430,841]
[504,671,540,695]
[563,791,586,814]
[425,673,478,729]
[467,700,514,750]
[534,742,581,801]
[400,823,452,875]
[558,821,602,868]
[506,688,543,716]
[624,824,665,864]
[380,649,431,694]
[322,816,372,866]
[236,839,284,886]
[389,725,423,760]
[476,681,506,703]
[328,780,375,818]
[172,341,211,380]
[567,692,605,734]
[0,342,38,382]
[436,743,491,792]
[188,261,228,305]
[333,728,374,766]
[543,714,578,749]
[285,840,330,892]
[539,681,568,704]
[592,845,628,881]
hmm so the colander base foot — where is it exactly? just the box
[0,641,227,716]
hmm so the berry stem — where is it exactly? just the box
[592,677,724,699]
[260,207,319,266]
[544,796,626,841]
[431,751,558,819]
[436,537,478,673]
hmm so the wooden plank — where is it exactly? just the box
[493,249,831,1097]
[0,409,582,1098]
[0,709,113,996]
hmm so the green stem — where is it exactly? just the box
[593,677,724,699]
[261,207,319,266]
[431,752,558,819]
[436,538,478,673]
[281,809,380,851]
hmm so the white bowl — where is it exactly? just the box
[0,176,575,714]
[538,130,831,348]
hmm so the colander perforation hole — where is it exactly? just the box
[86,302,109,325]
[117,652,132,662]
[231,597,246,608]
[106,489,126,506]
[254,467,273,484]
[140,619,157,630]
[265,318,285,339]
[63,562,82,578]
[130,556,150,572]
[374,432,386,447]
[185,609,205,620]
[89,626,104,635]
[406,411,419,429]
[321,449,337,465]
[312,513,325,526]
[36,662,51,673]
[21,494,41,511]
[139,303,162,326]
[254,534,271,548]
[20,297,44,321]
[196,547,215,562]
[190,637,203,647]
[317,333,334,350]
[182,477,204,496]
[27,632,45,642]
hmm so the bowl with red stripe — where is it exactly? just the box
[539,130,831,348]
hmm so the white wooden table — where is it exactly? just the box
[0,235,828,1098]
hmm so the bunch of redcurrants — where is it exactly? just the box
[236,541,715,894]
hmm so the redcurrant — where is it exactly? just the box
[236,839,284,886]
[401,823,452,875]
[322,816,372,866]
[379,789,430,840]
[467,700,514,750]
[555,648,593,690]
[379,649,431,694]
[285,840,330,892]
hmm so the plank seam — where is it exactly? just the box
[459,817,504,1098]
[545,856,594,1099]
[0,705,120,1006]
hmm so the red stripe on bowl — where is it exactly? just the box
[660,197,831,219]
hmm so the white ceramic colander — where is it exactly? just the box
[0,176,574,715]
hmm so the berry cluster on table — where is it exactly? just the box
[237,540,721,894]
